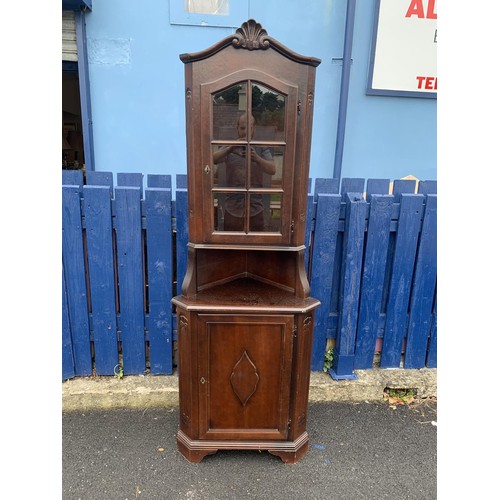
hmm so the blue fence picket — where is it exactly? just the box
[83,186,119,375]
[62,170,83,189]
[418,180,437,195]
[314,178,340,199]
[426,297,437,367]
[354,194,394,369]
[86,171,114,191]
[404,195,437,368]
[62,185,92,376]
[175,187,189,296]
[392,179,417,199]
[341,178,365,199]
[115,187,146,374]
[305,179,338,277]
[62,266,75,380]
[145,187,173,374]
[366,179,390,198]
[304,191,314,277]
[310,193,342,371]
[310,178,341,325]
[176,173,188,189]
[380,194,425,368]
[328,233,344,340]
[330,193,366,377]
[117,173,144,198]
[147,174,172,188]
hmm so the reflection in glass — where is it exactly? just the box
[250,145,283,188]
[251,83,285,141]
[213,192,246,232]
[250,193,282,233]
[212,144,248,188]
[212,83,247,141]
[212,192,223,231]
[213,144,282,189]
[212,143,248,188]
[213,190,283,233]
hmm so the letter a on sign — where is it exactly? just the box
[406,0,425,18]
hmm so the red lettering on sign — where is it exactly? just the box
[406,0,437,19]
[416,76,437,90]
[406,0,425,18]
[427,0,437,19]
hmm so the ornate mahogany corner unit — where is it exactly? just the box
[172,20,321,464]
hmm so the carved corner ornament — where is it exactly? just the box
[232,19,270,50]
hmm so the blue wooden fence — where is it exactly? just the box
[62,171,437,380]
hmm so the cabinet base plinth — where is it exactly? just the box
[176,430,309,464]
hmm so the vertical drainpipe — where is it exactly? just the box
[333,0,356,180]
[75,8,95,172]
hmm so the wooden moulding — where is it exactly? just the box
[177,430,309,464]
[179,19,320,68]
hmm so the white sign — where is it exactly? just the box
[368,0,437,97]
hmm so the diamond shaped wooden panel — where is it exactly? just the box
[230,351,259,406]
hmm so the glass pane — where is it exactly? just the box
[213,144,248,188]
[184,0,229,15]
[251,83,286,141]
[249,193,282,233]
[213,83,247,141]
[214,192,246,232]
[212,192,223,231]
[249,145,283,188]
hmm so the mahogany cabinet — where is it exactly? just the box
[173,20,321,463]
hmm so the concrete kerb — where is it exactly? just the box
[62,368,437,412]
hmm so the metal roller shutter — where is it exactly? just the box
[62,11,78,61]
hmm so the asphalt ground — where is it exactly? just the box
[63,400,437,500]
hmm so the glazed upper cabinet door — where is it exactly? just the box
[201,70,298,245]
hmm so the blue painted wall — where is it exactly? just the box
[84,0,436,184]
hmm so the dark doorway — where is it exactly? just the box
[62,62,85,174]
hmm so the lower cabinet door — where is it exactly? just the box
[197,313,295,441]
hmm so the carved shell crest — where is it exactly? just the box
[232,19,270,50]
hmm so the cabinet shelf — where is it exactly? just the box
[173,276,319,313]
